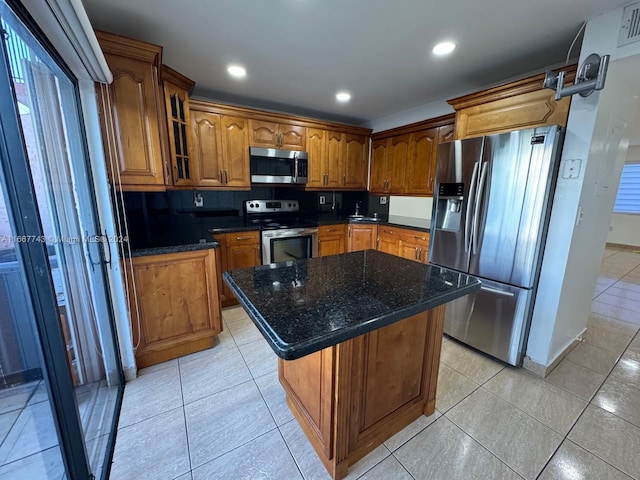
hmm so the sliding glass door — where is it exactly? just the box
[0,1,123,478]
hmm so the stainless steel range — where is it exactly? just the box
[245,200,318,265]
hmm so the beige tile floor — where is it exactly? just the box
[0,379,118,479]
[110,247,640,480]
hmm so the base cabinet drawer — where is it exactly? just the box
[318,224,347,257]
[217,231,261,307]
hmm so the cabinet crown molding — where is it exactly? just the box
[447,64,578,111]
[189,99,371,136]
[95,30,162,65]
[162,64,195,94]
[371,113,455,140]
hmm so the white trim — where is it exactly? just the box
[78,79,136,379]
[21,0,111,82]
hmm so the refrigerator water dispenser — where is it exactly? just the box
[435,183,464,231]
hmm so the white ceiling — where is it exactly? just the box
[82,0,630,126]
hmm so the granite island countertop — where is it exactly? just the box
[223,250,480,360]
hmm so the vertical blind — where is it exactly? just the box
[614,163,640,214]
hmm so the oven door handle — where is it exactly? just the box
[293,154,298,183]
[265,228,318,237]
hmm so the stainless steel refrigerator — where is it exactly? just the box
[428,125,563,366]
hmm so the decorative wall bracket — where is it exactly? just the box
[543,53,610,100]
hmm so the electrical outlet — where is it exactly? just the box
[379,196,387,205]
[194,193,203,207]
[319,195,326,205]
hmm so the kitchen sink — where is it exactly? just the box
[348,215,379,222]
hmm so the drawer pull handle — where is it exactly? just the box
[326,228,337,232]
[414,235,426,241]
[235,236,252,241]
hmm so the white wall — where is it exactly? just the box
[388,196,433,220]
[363,100,454,133]
[526,5,640,370]
[609,214,640,246]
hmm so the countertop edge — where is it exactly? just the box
[129,241,220,258]
[207,225,262,234]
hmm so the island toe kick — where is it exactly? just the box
[278,305,445,480]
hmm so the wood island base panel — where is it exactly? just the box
[279,307,445,479]
[223,250,480,479]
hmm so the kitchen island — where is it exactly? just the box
[224,250,480,479]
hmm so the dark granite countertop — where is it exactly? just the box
[206,217,261,234]
[224,250,480,360]
[129,240,219,258]
[126,223,220,258]
[128,213,430,258]
[384,215,431,231]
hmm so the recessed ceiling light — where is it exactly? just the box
[227,65,246,78]
[432,42,456,56]
[336,91,351,102]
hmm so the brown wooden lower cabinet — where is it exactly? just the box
[318,224,347,257]
[347,224,377,252]
[399,230,430,263]
[377,227,401,256]
[378,226,430,263]
[125,248,222,368]
[217,231,261,307]
[279,306,445,479]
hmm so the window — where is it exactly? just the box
[613,163,640,214]
[0,1,123,478]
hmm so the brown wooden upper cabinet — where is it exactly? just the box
[96,31,167,191]
[190,101,251,189]
[249,120,306,150]
[447,65,576,139]
[369,135,408,194]
[162,65,195,187]
[307,129,368,190]
[343,134,369,189]
[369,114,455,196]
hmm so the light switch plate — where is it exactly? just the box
[319,195,326,205]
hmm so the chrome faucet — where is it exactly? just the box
[354,202,361,216]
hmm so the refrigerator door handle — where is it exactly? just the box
[480,285,515,297]
[472,162,489,254]
[465,161,480,253]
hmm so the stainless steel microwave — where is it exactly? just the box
[249,147,308,185]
